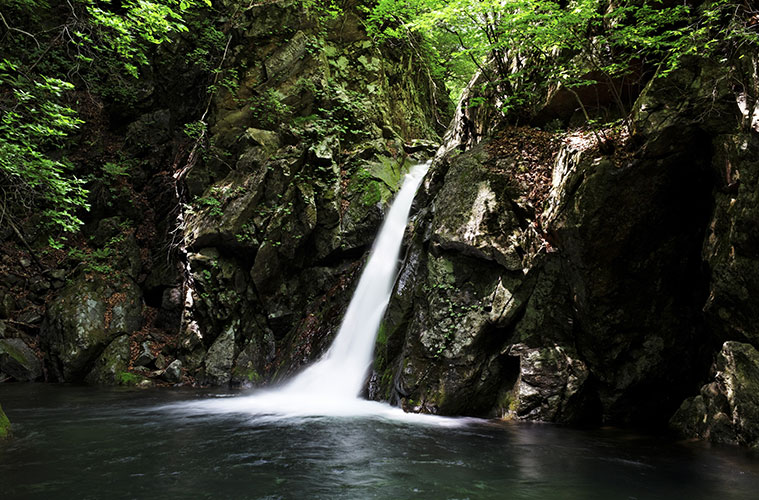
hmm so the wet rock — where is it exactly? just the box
[0,338,42,382]
[203,327,236,385]
[431,145,525,271]
[84,335,131,385]
[163,359,183,384]
[134,341,156,367]
[404,138,438,157]
[506,343,594,423]
[670,341,759,447]
[42,276,143,381]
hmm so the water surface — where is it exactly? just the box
[1,384,758,499]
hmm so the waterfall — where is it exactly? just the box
[281,160,430,399]
[167,161,459,423]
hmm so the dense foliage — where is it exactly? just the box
[0,0,211,232]
[1,0,757,232]
[365,0,759,119]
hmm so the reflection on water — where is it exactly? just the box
[1,384,759,499]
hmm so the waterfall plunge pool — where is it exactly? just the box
[2,384,759,499]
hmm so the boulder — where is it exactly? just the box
[431,145,525,271]
[163,359,183,384]
[0,338,42,382]
[42,276,143,381]
[85,335,132,385]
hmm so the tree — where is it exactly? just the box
[364,0,759,135]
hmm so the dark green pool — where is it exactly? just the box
[1,384,758,499]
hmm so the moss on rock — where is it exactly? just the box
[0,403,9,439]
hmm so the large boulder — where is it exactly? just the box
[42,276,143,381]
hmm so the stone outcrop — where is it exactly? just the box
[0,0,447,387]
[671,342,759,447]
[369,51,759,439]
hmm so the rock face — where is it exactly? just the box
[4,0,759,451]
[171,0,448,386]
[369,51,759,438]
[671,342,759,447]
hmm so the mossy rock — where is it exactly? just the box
[0,403,10,439]
[0,338,42,382]
[85,335,131,385]
[42,276,143,381]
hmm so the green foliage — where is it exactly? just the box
[193,186,225,217]
[300,0,343,20]
[290,78,371,147]
[365,0,759,125]
[250,88,292,129]
[0,60,88,232]
[183,120,208,140]
[67,227,130,275]
[79,0,212,78]
[235,221,257,244]
[101,162,130,178]
[0,0,213,231]
[118,371,140,385]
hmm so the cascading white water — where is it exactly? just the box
[281,160,430,399]
[166,161,464,424]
